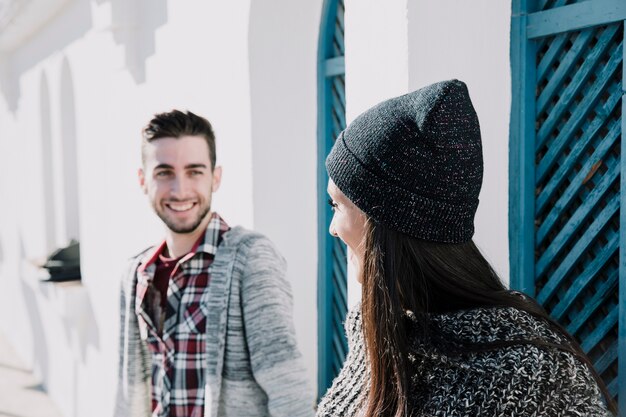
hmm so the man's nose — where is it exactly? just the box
[170,176,190,196]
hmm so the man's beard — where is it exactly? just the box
[154,200,211,234]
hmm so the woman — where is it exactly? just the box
[316,80,616,417]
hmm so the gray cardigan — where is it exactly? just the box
[115,226,314,417]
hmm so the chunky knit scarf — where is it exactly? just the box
[317,304,612,417]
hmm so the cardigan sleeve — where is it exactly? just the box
[114,258,152,417]
[239,235,315,417]
[114,272,130,417]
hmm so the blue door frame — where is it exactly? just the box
[510,0,626,410]
[317,0,348,399]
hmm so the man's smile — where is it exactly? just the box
[165,201,197,212]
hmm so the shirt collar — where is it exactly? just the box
[138,212,230,272]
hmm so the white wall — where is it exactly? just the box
[248,0,323,390]
[0,0,322,414]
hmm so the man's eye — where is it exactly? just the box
[155,171,172,178]
[327,198,338,211]
[190,170,203,176]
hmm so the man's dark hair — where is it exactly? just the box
[142,110,216,169]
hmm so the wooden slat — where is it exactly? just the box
[332,252,345,283]
[332,332,347,359]
[325,57,345,77]
[332,334,344,371]
[336,0,344,32]
[537,0,550,11]
[608,377,618,398]
[334,233,347,256]
[535,25,620,154]
[536,29,594,115]
[536,32,569,83]
[581,305,618,353]
[527,0,626,39]
[333,20,344,56]
[332,301,344,329]
[566,269,618,336]
[332,76,346,105]
[536,155,619,249]
[331,113,342,139]
[331,103,344,135]
[536,191,620,304]
[332,92,346,128]
[594,342,618,375]
[510,12,538,296]
[536,92,621,214]
[331,273,347,317]
[332,263,347,309]
[550,0,569,9]
[331,82,346,117]
[549,231,618,321]
[536,37,549,57]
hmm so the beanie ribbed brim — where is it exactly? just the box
[326,131,478,243]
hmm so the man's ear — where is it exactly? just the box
[212,166,222,193]
[138,168,148,194]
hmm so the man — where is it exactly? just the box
[115,110,313,417]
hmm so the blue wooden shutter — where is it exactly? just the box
[317,0,348,398]
[510,0,626,410]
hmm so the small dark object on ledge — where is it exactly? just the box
[42,240,81,282]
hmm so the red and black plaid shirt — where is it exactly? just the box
[135,213,230,417]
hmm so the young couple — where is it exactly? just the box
[115,80,615,417]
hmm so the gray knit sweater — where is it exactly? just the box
[317,304,612,417]
[115,226,314,417]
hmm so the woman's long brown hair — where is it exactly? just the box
[359,219,617,417]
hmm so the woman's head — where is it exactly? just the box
[326,79,483,246]
[326,79,484,289]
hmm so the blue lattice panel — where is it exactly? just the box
[533,21,622,398]
[318,0,348,396]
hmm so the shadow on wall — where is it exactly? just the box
[0,0,92,114]
[60,58,80,244]
[19,279,49,385]
[0,53,18,112]
[105,0,168,83]
[1,0,169,112]
[18,231,100,416]
[40,72,57,253]
[18,233,49,387]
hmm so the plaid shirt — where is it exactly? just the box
[135,213,230,417]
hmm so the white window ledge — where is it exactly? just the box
[20,259,87,321]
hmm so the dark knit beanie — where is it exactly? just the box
[325,79,483,243]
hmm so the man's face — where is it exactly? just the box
[139,135,221,235]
